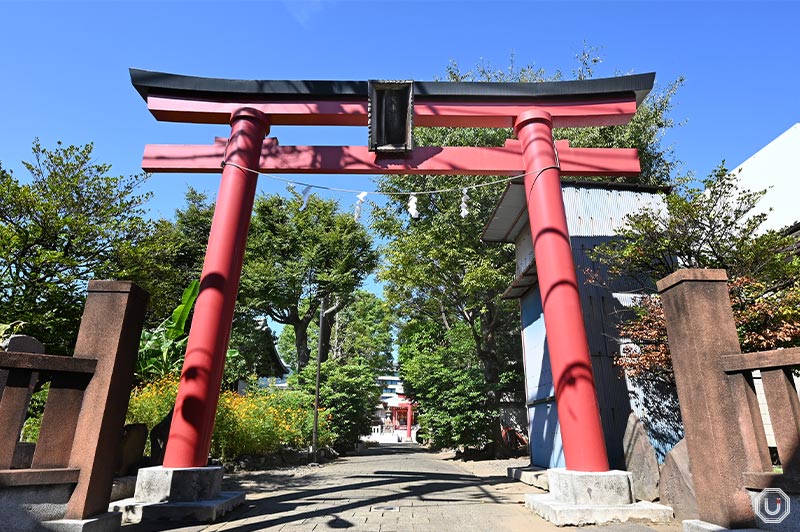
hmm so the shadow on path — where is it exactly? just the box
[122,443,528,532]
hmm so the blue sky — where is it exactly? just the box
[2,0,799,222]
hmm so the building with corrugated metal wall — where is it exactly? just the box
[483,179,681,468]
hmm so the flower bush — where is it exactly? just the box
[126,375,180,430]
[126,375,333,461]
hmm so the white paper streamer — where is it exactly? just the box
[460,187,469,218]
[407,193,419,219]
[353,191,368,221]
[299,185,313,211]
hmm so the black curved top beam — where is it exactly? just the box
[130,68,655,105]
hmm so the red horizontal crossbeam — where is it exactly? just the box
[146,95,637,129]
[142,139,640,177]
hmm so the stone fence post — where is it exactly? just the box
[657,269,756,528]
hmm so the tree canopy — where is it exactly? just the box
[133,188,287,383]
[239,190,379,370]
[591,164,800,288]
[117,187,214,326]
[592,165,800,379]
[398,319,495,449]
[292,355,381,449]
[0,140,150,353]
[277,289,395,373]
[328,290,394,370]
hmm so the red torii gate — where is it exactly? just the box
[131,69,655,473]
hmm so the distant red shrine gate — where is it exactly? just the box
[131,69,655,473]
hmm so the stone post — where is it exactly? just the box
[65,281,149,519]
[657,269,756,528]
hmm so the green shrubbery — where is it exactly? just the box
[127,280,343,462]
[126,375,334,461]
[135,282,198,383]
[292,356,381,449]
[399,322,495,450]
[20,383,48,442]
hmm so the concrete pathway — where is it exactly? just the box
[123,443,681,532]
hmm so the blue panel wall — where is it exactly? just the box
[520,287,565,468]
[513,185,682,468]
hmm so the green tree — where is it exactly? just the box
[120,187,284,381]
[399,320,495,450]
[239,190,379,370]
[118,187,214,326]
[228,311,284,380]
[592,166,800,378]
[292,356,381,449]
[374,163,522,455]
[328,290,394,370]
[276,290,395,373]
[373,55,682,453]
[136,281,199,383]
[591,164,800,288]
[276,312,301,371]
[0,140,150,353]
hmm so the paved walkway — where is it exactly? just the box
[124,443,681,532]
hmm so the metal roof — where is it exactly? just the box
[503,261,539,300]
[484,180,669,299]
[482,179,669,243]
[130,68,655,106]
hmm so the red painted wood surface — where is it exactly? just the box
[147,95,637,128]
[515,109,610,472]
[163,109,268,469]
[143,139,641,177]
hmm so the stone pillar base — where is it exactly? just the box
[108,466,243,524]
[42,513,122,532]
[525,468,673,526]
[507,466,549,490]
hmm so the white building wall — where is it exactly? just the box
[734,123,800,232]
[731,123,800,450]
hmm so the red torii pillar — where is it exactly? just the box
[515,110,609,471]
[163,108,268,468]
[406,402,413,440]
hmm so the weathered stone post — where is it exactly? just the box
[657,269,757,528]
[64,281,149,520]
